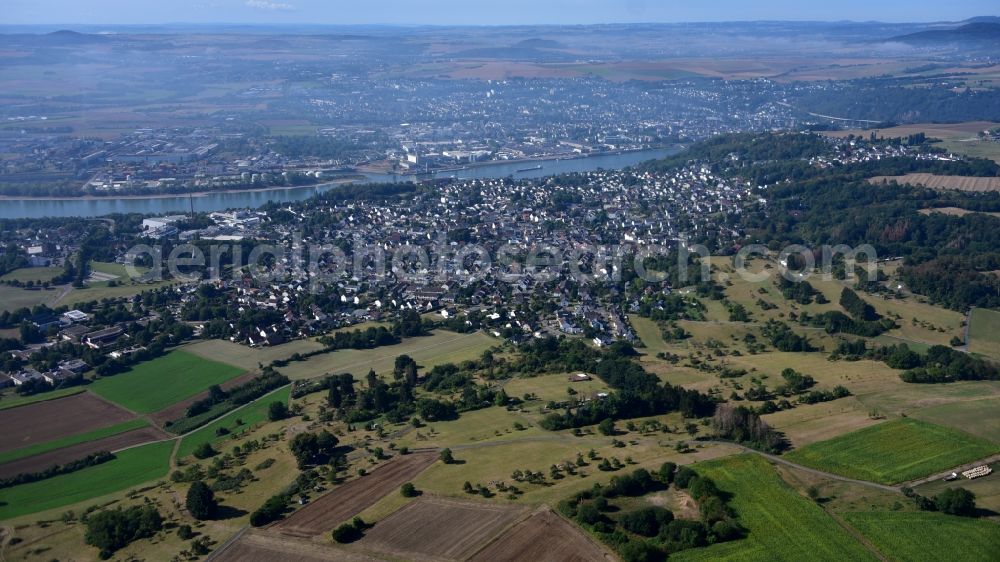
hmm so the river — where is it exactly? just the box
[0,147,678,219]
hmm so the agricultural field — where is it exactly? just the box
[843,511,1000,562]
[868,173,1000,192]
[355,496,527,560]
[274,451,439,538]
[0,440,173,519]
[911,398,1000,445]
[0,425,168,479]
[0,391,135,453]
[213,531,380,562]
[0,417,148,465]
[89,350,246,413]
[0,385,84,411]
[784,418,999,485]
[671,454,876,562]
[968,307,1000,360]
[469,508,615,562]
[175,385,291,459]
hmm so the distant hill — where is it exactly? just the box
[43,30,109,45]
[888,22,1000,46]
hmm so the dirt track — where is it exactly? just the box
[0,426,169,479]
[0,392,135,453]
[149,370,256,428]
[358,496,527,561]
[469,508,615,562]
[274,451,438,538]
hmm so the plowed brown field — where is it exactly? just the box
[0,392,135,453]
[469,508,614,562]
[357,496,527,561]
[274,451,438,537]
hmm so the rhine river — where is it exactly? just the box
[0,147,678,219]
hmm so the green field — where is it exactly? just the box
[0,418,149,465]
[969,307,1000,359]
[843,511,1000,562]
[785,418,999,485]
[0,267,62,284]
[0,386,85,411]
[89,350,245,413]
[672,454,875,562]
[0,440,173,520]
[175,385,290,459]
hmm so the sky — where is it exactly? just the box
[3,0,996,26]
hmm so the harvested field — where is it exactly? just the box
[0,426,168,479]
[358,496,527,561]
[917,207,1000,218]
[213,530,379,562]
[275,451,438,537]
[0,392,135,453]
[469,507,614,562]
[869,173,1000,192]
[148,370,256,427]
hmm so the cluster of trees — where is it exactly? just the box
[800,310,892,338]
[288,430,340,469]
[184,368,289,420]
[870,343,999,383]
[711,404,789,453]
[834,340,1000,383]
[799,287,894,337]
[84,505,163,559]
[317,325,400,350]
[0,451,114,489]
[903,486,978,517]
[539,355,716,431]
[791,82,1000,124]
[558,464,744,562]
[761,320,815,352]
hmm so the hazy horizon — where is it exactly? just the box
[3,0,997,26]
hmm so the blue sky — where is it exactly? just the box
[3,0,996,25]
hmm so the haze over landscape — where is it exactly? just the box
[0,2,999,561]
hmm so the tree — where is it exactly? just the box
[186,480,218,520]
[598,418,616,436]
[935,488,976,516]
[192,442,217,459]
[268,400,289,421]
[440,448,455,464]
[400,482,419,497]
[84,505,163,559]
